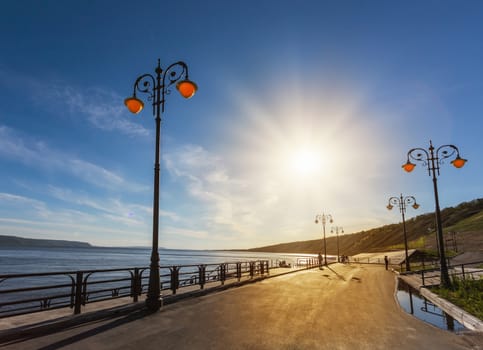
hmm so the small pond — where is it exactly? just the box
[397,279,467,332]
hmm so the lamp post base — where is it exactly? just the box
[146,297,162,312]
[145,259,161,313]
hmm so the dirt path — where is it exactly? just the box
[2,264,482,349]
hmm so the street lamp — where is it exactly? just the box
[125,59,197,312]
[386,194,419,272]
[315,213,333,266]
[402,140,467,288]
[330,226,344,262]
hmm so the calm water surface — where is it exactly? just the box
[397,280,466,332]
[0,247,313,314]
[0,247,313,274]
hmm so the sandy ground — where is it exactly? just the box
[1,264,482,350]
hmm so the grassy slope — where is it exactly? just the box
[247,198,483,255]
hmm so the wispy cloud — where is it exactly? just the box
[0,67,150,137]
[0,126,40,163]
[0,191,153,246]
[68,159,124,188]
[47,85,151,137]
[46,185,179,224]
[0,217,150,247]
[0,125,148,192]
[164,144,263,242]
[0,192,49,217]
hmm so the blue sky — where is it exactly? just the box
[0,1,481,249]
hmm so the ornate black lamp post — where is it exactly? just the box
[330,226,344,262]
[402,140,467,288]
[386,194,419,272]
[315,213,333,265]
[124,59,197,312]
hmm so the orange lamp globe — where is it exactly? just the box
[451,157,467,169]
[412,203,420,210]
[124,97,144,114]
[176,80,197,99]
[402,162,416,173]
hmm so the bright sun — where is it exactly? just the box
[289,149,319,176]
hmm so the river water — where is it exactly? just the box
[0,246,314,275]
[0,247,315,314]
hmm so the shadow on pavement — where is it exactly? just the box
[324,265,347,281]
[1,308,149,349]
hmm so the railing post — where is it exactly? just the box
[249,262,255,278]
[69,275,76,308]
[132,268,140,302]
[82,273,92,306]
[236,262,242,281]
[260,260,265,275]
[74,271,83,315]
[220,264,226,285]
[461,264,465,280]
[199,264,206,289]
[171,266,179,294]
[421,269,425,286]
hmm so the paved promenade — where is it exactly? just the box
[1,264,482,349]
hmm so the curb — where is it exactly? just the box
[397,275,483,332]
[0,302,146,344]
[419,287,483,332]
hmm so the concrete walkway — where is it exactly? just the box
[0,265,306,332]
[1,264,482,349]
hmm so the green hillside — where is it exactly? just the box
[248,198,483,256]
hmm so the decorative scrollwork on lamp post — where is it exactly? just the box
[402,140,467,288]
[387,194,419,272]
[125,59,197,312]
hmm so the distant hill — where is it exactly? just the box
[247,198,483,256]
[0,235,92,248]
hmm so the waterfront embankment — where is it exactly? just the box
[1,264,482,349]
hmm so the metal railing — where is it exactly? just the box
[160,260,270,294]
[0,260,270,318]
[0,267,148,318]
[418,260,483,287]
[350,255,446,273]
[350,253,483,281]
